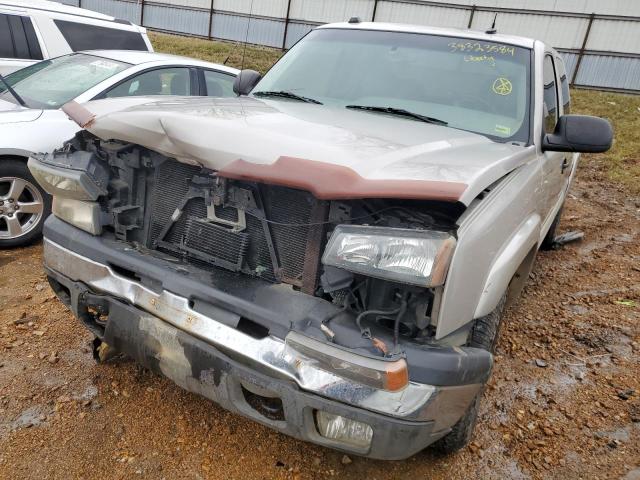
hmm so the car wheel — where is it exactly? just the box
[431,294,507,454]
[540,204,564,250]
[0,159,51,248]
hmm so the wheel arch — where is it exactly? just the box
[472,214,541,319]
[0,150,33,161]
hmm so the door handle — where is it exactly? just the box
[561,157,569,174]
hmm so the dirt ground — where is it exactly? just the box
[0,156,638,480]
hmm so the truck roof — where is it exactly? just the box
[319,21,537,49]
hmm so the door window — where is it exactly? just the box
[203,69,236,97]
[54,20,148,52]
[0,14,43,60]
[543,55,559,134]
[104,68,192,98]
[0,53,129,108]
[555,57,571,114]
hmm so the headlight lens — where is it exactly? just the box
[322,225,456,287]
[52,197,103,235]
[27,155,109,201]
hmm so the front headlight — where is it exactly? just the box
[27,153,109,201]
[322,225,456,287]
[52,197,103,235]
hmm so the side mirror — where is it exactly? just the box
[233,69,262,96]
[543,115,613,153]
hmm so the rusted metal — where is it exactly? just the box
[254,186,283,283]
[140,0,145,27]
[282,0,293,50]
[208,0,215,38]
[467,4,476,29]
[571,12,596,85]
[301,199,329,295]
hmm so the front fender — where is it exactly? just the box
[473,213,540,318]
[435,153,542,339]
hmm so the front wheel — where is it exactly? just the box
[0,159,51,248]
[431,294,507,454]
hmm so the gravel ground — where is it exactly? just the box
[0,157,638,480]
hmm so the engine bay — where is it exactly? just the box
[47,133,465,351]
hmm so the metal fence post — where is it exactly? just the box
[372,0,379,21]
[571,12,596,86]
[467,4,476,28]
[208,0,214,39]
[140,0,145,27]
[282,0,293,51]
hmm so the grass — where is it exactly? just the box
[571,89,640,193]
[148,32,282,74]
[149,31,640,193]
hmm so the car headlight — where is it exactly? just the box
[28,153,109,201]
[52,197,103,235]
[322,225,456,287]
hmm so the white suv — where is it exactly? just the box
[0,0,152,75]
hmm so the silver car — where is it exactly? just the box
[30,21,612,459]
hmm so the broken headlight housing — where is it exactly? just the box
[27,152,109,201]
[322,225,456,287]
[28,151,110,235]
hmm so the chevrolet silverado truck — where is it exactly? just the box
[28,22,613,459]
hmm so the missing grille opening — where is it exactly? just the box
[241,385,285,421]
[237,317,269,339]
[109,264,142,283]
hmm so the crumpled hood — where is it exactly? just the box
[80,96,535,205]
[0,99,43,124]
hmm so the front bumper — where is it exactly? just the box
[42,218,491,459]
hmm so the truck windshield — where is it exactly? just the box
[254,28,532,143]
[0,53,129,109]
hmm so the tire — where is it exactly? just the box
[540,204,564,250]
[431,294,507,454]
[0,158,51,248]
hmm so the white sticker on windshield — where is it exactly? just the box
[90,60,121,71]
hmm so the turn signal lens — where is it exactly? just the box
[285,332,409,392]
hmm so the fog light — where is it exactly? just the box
[316,411,373,449]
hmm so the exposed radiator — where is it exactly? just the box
[147,159,327,292]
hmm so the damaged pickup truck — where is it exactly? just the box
[29,22,613,459]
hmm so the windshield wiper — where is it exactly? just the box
[0,73,26,107]
[346,105,447,126]
[253,90,323,104]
